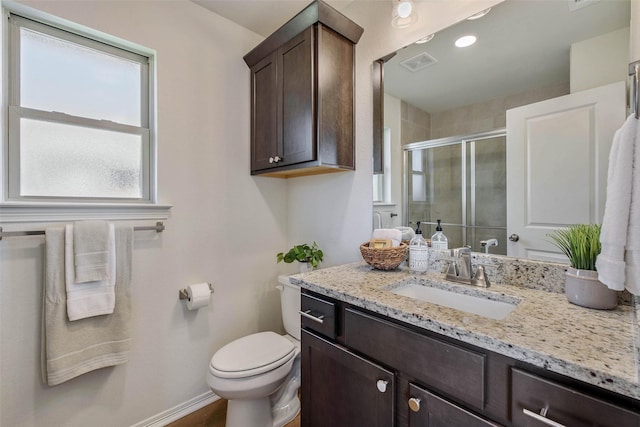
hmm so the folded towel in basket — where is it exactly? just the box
[372,228,402,247]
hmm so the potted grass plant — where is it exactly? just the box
[277,242,324,273]
[548,224,617,309]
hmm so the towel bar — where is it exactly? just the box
[630,60,640,120]
[0,221,165,240]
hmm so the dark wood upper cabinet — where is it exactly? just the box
[244,0,363,178]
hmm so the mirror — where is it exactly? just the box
[373,0,631,259]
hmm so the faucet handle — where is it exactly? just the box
[443,257,458,276]
[472,265,491,287]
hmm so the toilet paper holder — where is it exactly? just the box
[179,283,214,300]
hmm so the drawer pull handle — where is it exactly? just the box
[523,408,566,427]
[376,380,388,393]
[299,310,325,324]
[408,397,421,412]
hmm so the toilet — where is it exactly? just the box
[207,276,301,427]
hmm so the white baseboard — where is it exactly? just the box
[130,390,220,427]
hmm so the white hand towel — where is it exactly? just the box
[372,228,403,247]
[596,114,640,294]
[65,224,116,321]
[43,225,132,386]
[74,220,111,283]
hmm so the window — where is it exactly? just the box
[6,13,154,203]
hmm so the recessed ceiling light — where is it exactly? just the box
[466,7,492,20]
[415,34,435,44]
[455,35,477,48]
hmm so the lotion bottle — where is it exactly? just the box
[431,219,448,250]
[409,221,429,273]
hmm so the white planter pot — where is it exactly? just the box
[565,267,618,310]
[299,262,313,273]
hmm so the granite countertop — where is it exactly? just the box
[291,262,640,400]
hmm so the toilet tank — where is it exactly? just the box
[277,275,301,341]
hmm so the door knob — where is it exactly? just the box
[408,397,421,412]
[509,234,520,242]
[376,379,388,393]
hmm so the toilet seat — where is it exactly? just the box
[210,331,296,379]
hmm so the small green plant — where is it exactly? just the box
[277,242,324,268]
[547,224,601,271]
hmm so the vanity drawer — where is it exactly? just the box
[512,368,640,427]
[300,293,336,339]
[344,308,486,410]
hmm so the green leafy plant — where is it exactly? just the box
[277,242,324,268]
[547,224,601,271]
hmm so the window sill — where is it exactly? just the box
[0,202,172,224]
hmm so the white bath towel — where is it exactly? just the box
[42,225,133,386]
[74,220,111,283]
[596,114,640,294]
[65,224,116,321]
[372,228,403,247]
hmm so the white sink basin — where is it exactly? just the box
[390,283,519,320]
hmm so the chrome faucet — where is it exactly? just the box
[445,247,491,287]
[480,238,498,254]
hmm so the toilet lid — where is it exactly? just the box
[210,331,296,379]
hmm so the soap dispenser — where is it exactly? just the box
[409,221,429,273]
[431,219,448,250]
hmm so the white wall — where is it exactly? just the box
[0,1,291,426]
[1,0,555,426]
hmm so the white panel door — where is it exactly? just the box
[506,81,626,261]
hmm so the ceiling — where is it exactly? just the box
[192,0,631,114]
[192,0,356,37]
[384,0,631,113]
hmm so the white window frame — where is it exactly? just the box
[0,3,170,223]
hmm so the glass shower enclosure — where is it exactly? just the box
[403,129,507,255]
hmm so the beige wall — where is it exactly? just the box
[571,27,630,93]
[0,1,289,426]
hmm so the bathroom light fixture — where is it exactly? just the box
[415,34,435,44]
[455,35,477,48]
[391,0,418,28]
[466,7,492,20]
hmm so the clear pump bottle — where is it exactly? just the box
[409,221,429,273]
[431,219,448,250]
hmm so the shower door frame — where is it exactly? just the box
[402,128,507,249]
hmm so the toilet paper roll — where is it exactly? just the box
[186,283,211,311]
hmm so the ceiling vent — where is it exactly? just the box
[400,52,438,73]
[568,0,599,11]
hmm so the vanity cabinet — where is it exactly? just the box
[300,289,640,427]
[243,1,363,178]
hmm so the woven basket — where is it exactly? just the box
[360,242,408,270]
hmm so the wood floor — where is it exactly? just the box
[167,399,300,427]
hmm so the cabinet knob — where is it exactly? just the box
[274,156,282,163]
[408,397,421,412]
[376,379,388,393]
[509,233,520,242]
[269,157,275,164]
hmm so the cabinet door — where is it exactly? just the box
[277,27,315,167]
[407,384,502,427]
[301,329,395,427]
[250,52,278,171]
